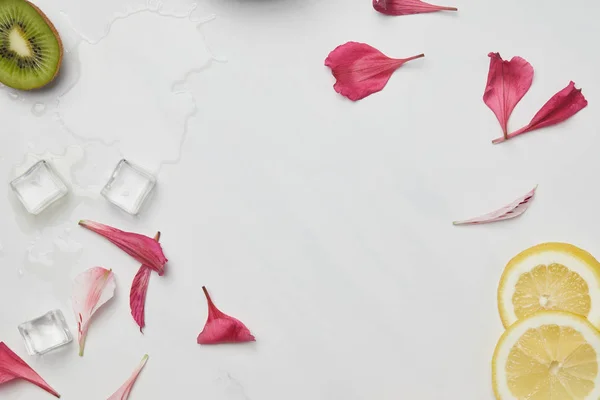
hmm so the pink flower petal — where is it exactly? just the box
[325,42,424,101]
[0,342,60,398]
[373,0,457,16]
[483,53,534,138]
[72,267,116,356]
[107,355,148,400]
[129,232,160,332]
[79,220,167,276]
[493,81,588,144]
[130,266,152,333]
[197,286,255,345]
[453,186,537,225]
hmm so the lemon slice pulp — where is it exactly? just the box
[493,311,600,399]
[498,243,600,328]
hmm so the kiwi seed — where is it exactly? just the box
[0,0,63,90]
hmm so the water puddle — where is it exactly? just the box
[57,11,216,171]
[23,226,83,299]
[59,0,200,44]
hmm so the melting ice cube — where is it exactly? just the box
[101,159,156,215]
[18,310,73,355]
[10,160,68,215]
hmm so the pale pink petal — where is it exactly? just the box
[72,267,116,356]
[197,287,255,345]
[79,220,167,276]
[453,186,537,225]
[107,355,148,400]
[0,342,60,398]
[325,42,424,101]
[129,232,160,332]
[373,0,457,15]
[483,53,534,138]
[493,81,588,144]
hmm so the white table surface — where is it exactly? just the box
[1,0,599,398]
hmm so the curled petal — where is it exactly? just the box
[130,266,152,333]
[373,0,457,16]
[197,286,255,345]
[79,220,167,276]
[483,53,534,138]
[130,232,160,333]
[107,355,148,400]
[72,267,116,356]
[493,81,588,144]
[453,186,537,225]
[325,41,424,101]
[0,342,60,398]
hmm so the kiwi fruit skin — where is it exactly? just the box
[0,0,63,90]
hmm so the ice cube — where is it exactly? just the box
[101,159,156,215]
[10,160,68,215]
[18,310,73,355]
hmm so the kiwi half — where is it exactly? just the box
[0,0,63,90]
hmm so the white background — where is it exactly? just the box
[0,0,598,399]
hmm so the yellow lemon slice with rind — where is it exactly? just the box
[492,311,600,399]
[498,243,600,329]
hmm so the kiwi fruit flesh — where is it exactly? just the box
[0,0,63,90]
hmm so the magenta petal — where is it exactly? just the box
[79,220,167,276]
[483,53,534,137]
[373,0,457,15]
[130,266,151,332]
[197,286,255,345]
[0,342,60,398]
[107,355,148,400]
[494,81,588,143]
[129,232,160,333]
[325,42,424,101]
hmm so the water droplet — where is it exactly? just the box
[32,102,47,116]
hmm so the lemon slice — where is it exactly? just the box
[498,243,600,329]
[493,311,600,399]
